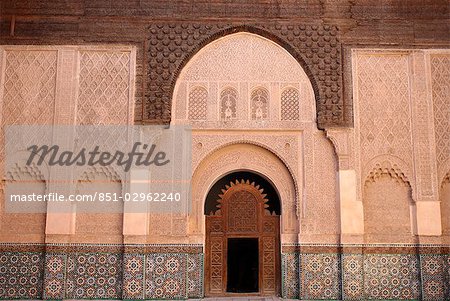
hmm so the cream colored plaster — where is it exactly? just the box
[416,201,442,236]
[123,169,149,242]
[339,170,364,235]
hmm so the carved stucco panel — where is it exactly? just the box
[300,130,340,243]
[441,173,450,235]
[430,53,450,186]
[75,166,123,243]
[0,45,137,242]
[355,51,414,172]
[410,52,438,200]
[353,50,417,204]
[76,49,135,125]
[0,48,57,179]
[172,33,316,127]
[1,162,47,241]
[191,132,300,185]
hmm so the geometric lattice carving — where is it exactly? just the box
[227,189,259,232]
[77,51,131,125]
[226,188,259,233]
[251,88,269,120]
[220,88,237,120]
[430,55,450,174]
[356,54,413,169]
[188,86,208,120]
[1,51,57,125]
[146,23,344,127]
[281,88,300,120]
[0,50,57,165]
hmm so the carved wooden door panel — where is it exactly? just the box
[205,179,280,296]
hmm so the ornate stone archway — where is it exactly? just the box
[189,143,298,244]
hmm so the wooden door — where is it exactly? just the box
[205,179,280,296]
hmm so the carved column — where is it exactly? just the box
[45,48,78,241]
[410,51,442,236]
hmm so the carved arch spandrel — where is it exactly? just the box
[190,143,298,244]
[148,23,345,128]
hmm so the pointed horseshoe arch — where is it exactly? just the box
[205,173,281,297]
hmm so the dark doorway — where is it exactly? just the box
[227,238,259,293]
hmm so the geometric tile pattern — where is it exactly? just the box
[342,254,364,300]
[66,253,122,299]
[43,253,67,299]
[187,253,203,298]
[363,254,421,300]
[0,252,44,299]
[122,252,198,300]
[2,245,450,300]
[281,253,300,299]
[300,254,341,300]
[145,254,187,299]
[123,254,145,299]
[281,250,449,300]
[420,254,450,300]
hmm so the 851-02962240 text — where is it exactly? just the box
[9,192,182,203]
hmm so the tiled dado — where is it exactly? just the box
[281,244,450,300]
[1,243,449,300]
[0,243,203,300]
